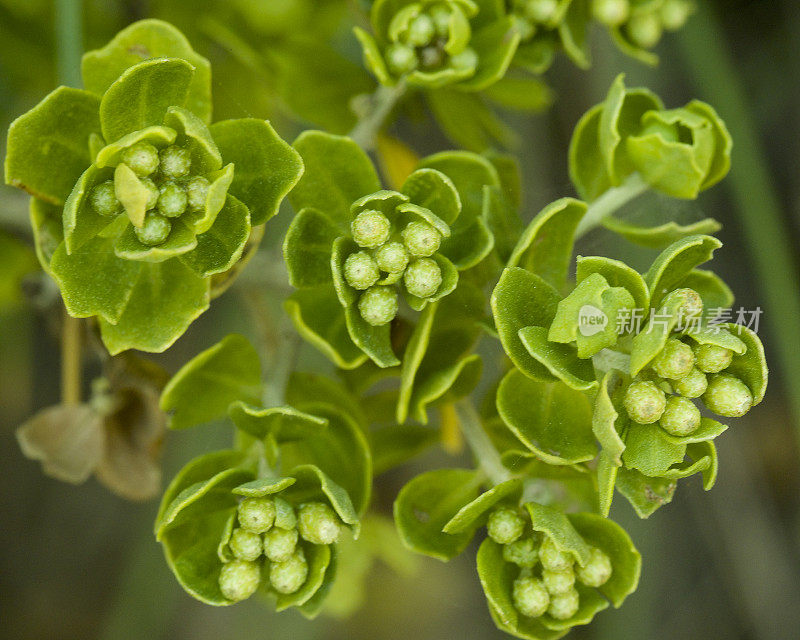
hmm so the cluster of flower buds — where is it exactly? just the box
[486,506,612,621]
[591,0,694,49]
[344,209,445,326]
[218,497,343,603]
[90,140,213,247]
[509,0,565,41]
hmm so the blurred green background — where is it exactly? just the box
[2,1,799,639]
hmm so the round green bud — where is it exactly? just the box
[419,44,445,69]
[229,527,263,562]
[404,258,443,299]
[626,12,663,48]
[297,502,341,545]
[450,47,478,71]
[659,395,701,436]
[547,587,580,620]
[273,496,297,530]
[386,42,419,75]
[542,567,575,595]
[652,338,695,380]
[159,145,191,179]
[358,286,399,326]
[702,374,753,417]
[269,549,308,594]
[671,287,704,320]
[693,343,733,374]
[575,547,612,587]
[402,220,441,257]
[660,0,693,30]
[351,209,391,248]
[487,507,525,545]
[512,575,550,618]
[157,181,188,218]
[407,13,436,47]
[344,251,381,290]
[376,241,410,273]
[90,181,122,218]
[134,213,171,246]
[186,176,211,211]
[121,142,159,177]
[525,0,559,23]
[673,367,708,399]
[623,381,667,424]
[540,537,573,572]
[219,559,261,602]
[511,14,537,40]
[263,527,299,563]
[237,497,276,534]
[140,177,159,210]
[591,0,629,26]
[430,5,451,36]
[502,536,540,568]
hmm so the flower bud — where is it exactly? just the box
[575,547,612,587]
[90,181,122,217]
[273,496,297,530]
[376,241,410,273]
[542,567,576,595]
[407,14,436,47]
[134,213,171,246]
[591,0,630,26]
[673,367,708,399]
[659,395,701,436]
[487,507,525,545]
[140,177,159,210]
[404,258,443,299]
[159,145,191,179]
[269,549,308,594]
[386,42,419,75]
[344,251,381,290]
[186,176,211,211]
[693,343,733,374]
[351,209,391,248]
[121,141,159,177]
[513,574,550,618]
[525,0,559,23]
[263,527,299,563]
[652,338,695,380]
[297,502,341,545]
[219,559,261,602]
[547,587,580,620]
[358,286,399,326]
[402,220,442,257]
[660,0,693,30]
[419,45,445,69]
[229,527,263,562]
[430,5,451,36]
[450,47,478,71]
[539,537,573,572]
[669,287,703,321]
[702,374,753,417]
[157,181,188,218]
[238,497,276,533]
[623,380,667,424]
[626,12,663,48]
[502,536,540,568]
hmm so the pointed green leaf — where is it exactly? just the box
[597,451,618,517]
[602,216,722,250]
[180,195,251,277]
[228,402,327,442]
[443,479,523,533]
[645,235,721,306]
[518,326,598,391]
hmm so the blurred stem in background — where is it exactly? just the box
[677,4,800,443]
[55,0,82,87]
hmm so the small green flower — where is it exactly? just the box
[159,144,192,179]
[263,527,299,563]
[351,209,391,248]
[694,343,733,374]
[344,251,381,290]
[652,338,695,380]
[218,559,261,602]
[186,176,210,211]
[297,501,342,545]
[659,395,701,436]
[623,380,667,424]
[542,567,576,595]
[229,527,263,562]
[626,12,663,48]
[591,0,630,26]
[121,141,160,177]
[375,241,409,273]
[404,258,443,299]
[703,374,753,417]
[575,547,613,588]
[547,587,580,620]
[660,0,694,31]
[269,548,309,594]
[237,497,276,533]
[673,367,708,399]
[358,285,400,327]
[386,42,419,75]
[402,220,441,257]
[157,181,188,218]
[524,0,559,23]
[512,573,550,618]
[502,536,540,568]
[134,213,171,246]
[487,507,525,545]
[539,537,573,572]
[89,181,122,217]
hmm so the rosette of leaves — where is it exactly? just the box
[4,20,303,354]
[284,131,502,371]
[393,472,640,638]
[156,335,371,612]
[570,74,731,201]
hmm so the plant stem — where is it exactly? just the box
[348,81,407,150]
[455,398,511,486]
[54,0,83,87]
[60,306,81,405]
[575,173,650,238]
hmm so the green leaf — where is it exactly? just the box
[682,325,746,354]
[0,232,37,306]
[228,402,327,442]
[185,163,235,235]
[609,26,659,67]
[443,479,523,533]
[525,502,591,566]
[483,185,523,263]
[621,423,687,477]
[427,88,515,152]
[569,105,612,202]
[615,466,677,518]
[98,259,210,354]
[644,235,722,307]
[496,369,597,465]
[114,162,150,228]
[518,326,598,391]
[164,106,222,174]
[179,195,251,277]
[353,27,394,87]
[401,168,461,226]
[283,464,360,529]
[160,333,262,429]
[686,100,732,191]
[720,323,768,405]
[5,86,101,205]
[628,291,690,377]
[209,118,304,225]
[290,130,380,227]
[283,208,339,287]
[597,451,618,517]
[231,477,296,497]
[576,255,649,311]
[345,305,400,369]
[507,198,587,291]
[680,269,734,310]
[393,468,482,561]
[691,440,719,490]
[371,424,440,475]
[99,58,193,144]
[30,199,65,272]
[62,164,116,252]
[483,75,553,112]
[559,0,592,69]
[273,543,332,611]
[457,17,521,91]
[593,371,627,465]
[397,302,438,424]
[94,125,177,168]
[286,372,367,430]
[602,216,722,249]
[82,19,212,123]
[114,219,197,263]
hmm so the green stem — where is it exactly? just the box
[54,0,83,87]
[60,311,82,405]
[455,398,511,486]
[676,6,800,437]
[348,81,407,150]
[575,173,650,238]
